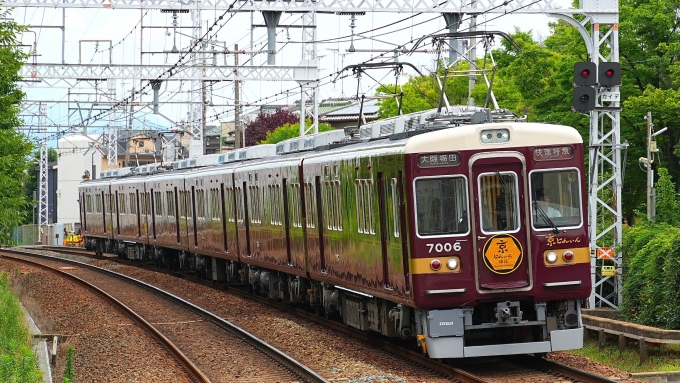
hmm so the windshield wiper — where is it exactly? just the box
[533,200,559,234]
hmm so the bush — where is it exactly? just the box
[63,346,75,383]
[0,272,43,383]
[260,120,335,144]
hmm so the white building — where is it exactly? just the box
[56,134,100,224]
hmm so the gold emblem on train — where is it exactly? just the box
[482,234,523,274]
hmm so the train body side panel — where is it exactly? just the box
[79,179,112,241]
[302,142,412,303]
[145,172,189,252]
[110,177,148,244]
[185,166,237,261]
[234,155,307,276]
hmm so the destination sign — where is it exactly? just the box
[532,146,574,161]
[418,152,461,168]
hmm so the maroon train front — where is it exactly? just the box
[79,117,590,358]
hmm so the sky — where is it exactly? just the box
[9,1,573,146]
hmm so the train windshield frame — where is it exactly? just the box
[414,175,469,237]
[529,167,583,230]
[477,171,521,234]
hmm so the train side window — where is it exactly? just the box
[324,180,342,231]
[304,182,316,228]
[129,193,136,215]
[196,189,206,220]
[154,191,163,217]
[290,183,302,227]
[211,188,222,221]
[391,178,400,238]
[269,185,282,225]
[166,191,175,218]
[415,176,469,236]
[235,186,244,223]
[225,187,235,222]
[142,193,150,216]
[119,193,126,215]
[355,179,375,235]
[249,185,261,224]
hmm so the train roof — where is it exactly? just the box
[403,122,582,154]
[81,108,582,183]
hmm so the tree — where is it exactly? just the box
[244,109,299,146]
[260,120,335,144]
[0,11,32,244]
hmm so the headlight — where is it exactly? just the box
[546,251,558,264]
[446,258,459,270]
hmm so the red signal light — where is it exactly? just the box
[605,69,615,78]
[580,69,591,78]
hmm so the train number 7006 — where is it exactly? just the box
[426,242,462,253]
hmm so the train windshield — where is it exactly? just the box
[415,176,469,236]
[530,169,582,229]
[478,172,520,233]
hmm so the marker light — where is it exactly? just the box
[546,252,558,264]
[563,250,575,262]
[430,259,442,271]
[446,258,459,270]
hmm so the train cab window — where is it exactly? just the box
[415,176,468,236]
[478,172,519,233]
[530,169,582,230]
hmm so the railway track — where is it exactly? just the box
[17,246,631,383]
[2,247,327,383]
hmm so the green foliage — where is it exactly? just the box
[62,346,75,383]
[259,120,335,144]
[653,168,680,225]
[0,10,33,238]
[0,272,43,383]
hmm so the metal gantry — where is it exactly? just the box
[37,103,48,242]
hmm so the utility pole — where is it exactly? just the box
[125,87,135,167]
[641,112,666,220]
[646,112,654,220]
[235,43,242,148]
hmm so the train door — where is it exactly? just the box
[470,153,532,291]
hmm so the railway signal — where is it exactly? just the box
[573,62,596,86]
[572,62,596,111]
[598,62,621,87]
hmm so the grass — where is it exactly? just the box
[569,338,680,373]
[0,271,43,383]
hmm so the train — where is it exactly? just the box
[79,107,590,358]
